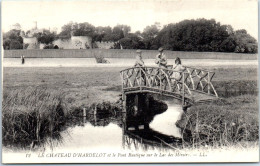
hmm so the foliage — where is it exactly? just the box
[93,26,113,42]
[34,30,56,45]
[3,29,23,49]
[43,44,59,49]
[72,22,96,37]
[233,30,258,53]
[152,19,257,53]
[142,23,160,49]
[58,22,73,38]
[4,19,256,53]
[119,33,145,49]
[57,19,257,53]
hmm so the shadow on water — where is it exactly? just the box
[54,94,183,151]
[26,94,185,152]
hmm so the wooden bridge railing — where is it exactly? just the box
[184,66,218,97]
[120,66,218,104]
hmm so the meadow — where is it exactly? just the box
[2,63,258,149]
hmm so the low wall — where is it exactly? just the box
[3,49,258,60]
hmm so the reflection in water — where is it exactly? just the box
[45,97,184,152]
[150,104,183,137]
[122,128,182,152]
[122,101,183,151]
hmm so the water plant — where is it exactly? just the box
[2,86,68,148]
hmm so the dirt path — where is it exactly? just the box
[3,58,257,68]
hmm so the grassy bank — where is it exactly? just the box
[176,95,258,148]
[175,66,258,147]
[2,66,258,148]
[2,86,124,148]
[2,86,68,148]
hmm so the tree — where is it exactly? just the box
[10,41,23,49]
[59,22,74,38]
[35,30,56,45]
[95,26,112,35]
[142,23,160,49]
[119,33,145,49]
[93,26,112,42]
[233,30,257,53]
[111,26,124,41]
[73,22,96,37]
[154,19,230,51]
[102,24,131,42]
[3,29,23,50]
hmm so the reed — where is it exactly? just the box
[2,86,68,148]
[176,95,258,148]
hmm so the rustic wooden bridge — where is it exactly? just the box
[120,66,218,107]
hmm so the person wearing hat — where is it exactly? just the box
[134,49,144,67]
[155,47,167,68]
[134,49,146,85]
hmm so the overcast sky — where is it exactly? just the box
[2,0,258,38]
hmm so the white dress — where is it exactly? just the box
[172,64,185,80]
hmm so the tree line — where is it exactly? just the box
[3,18,258,53]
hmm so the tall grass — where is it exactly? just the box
[176,95,259,148]
[2,86,68,148]
[213,80,257,97]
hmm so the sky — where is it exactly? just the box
[1,0,258,39]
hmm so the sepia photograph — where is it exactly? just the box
[1,0,259,163]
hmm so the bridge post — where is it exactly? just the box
[182,72,185,107]
[208,71,210,94]
[122,93,127,113]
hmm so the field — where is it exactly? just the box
[2,59,258,149]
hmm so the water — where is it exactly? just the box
[150,104,183,137]
[3,103,259,163]
[43,103,183,153]
[3,58,257,68]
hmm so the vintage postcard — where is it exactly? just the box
[1,0,259,164]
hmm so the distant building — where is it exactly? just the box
[51,36,92,49]
[21,21,114,49]
[21,22,44,49]
[23,37,38,49]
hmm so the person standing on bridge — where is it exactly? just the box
[134,49,145,67]
[134,49,146,85]
[172,57,186,80]
[155,47,167,68]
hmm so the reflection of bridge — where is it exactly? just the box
[120,66,218,107]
